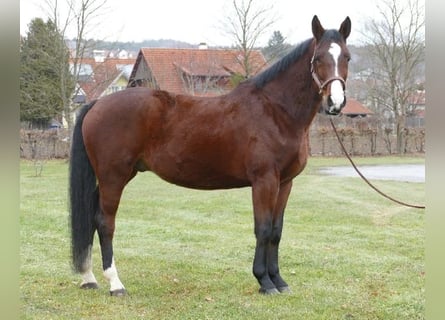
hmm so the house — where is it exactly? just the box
[127,47,267,96]
[341,98,373,117]
[70,56,136,104]
[406,89,425,127]
[66,55,136,127]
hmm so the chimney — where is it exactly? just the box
[198,42,208,50]
[93,49,106,62]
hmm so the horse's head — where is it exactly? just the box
[311,15,351,115]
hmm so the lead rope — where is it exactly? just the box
[329,118,425,209]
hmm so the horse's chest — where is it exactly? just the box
[279,135,309,180]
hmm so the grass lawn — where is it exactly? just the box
[20,156,425,319]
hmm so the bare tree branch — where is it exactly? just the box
[360,0,424,154]
[221,0,275,78]
[43,0,109,129]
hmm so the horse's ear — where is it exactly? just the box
[312,15,325,41]
[339,16,351,40]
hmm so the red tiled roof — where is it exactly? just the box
[71,57,136,101]
[129,48,267,95]
[341,98,373,116]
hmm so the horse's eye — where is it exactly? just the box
[344,55,351,62]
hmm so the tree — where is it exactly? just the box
[43,0,109,128]
[262,30,292,63]
[20,18,75,129]
[221,0,275,78]
[362,0,425,154]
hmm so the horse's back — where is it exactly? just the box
[84,87,173,124]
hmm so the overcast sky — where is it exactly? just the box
[20,0,381,46]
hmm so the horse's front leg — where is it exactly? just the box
[268,180,293,293]
[251,173,280,294]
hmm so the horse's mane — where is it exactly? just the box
[251,30,345,89]
[251,38,313,88]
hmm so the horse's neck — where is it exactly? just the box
[262,45,321,126]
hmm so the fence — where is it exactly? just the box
[20,117,425,161]
[20,128,71,160]
[310,115,425,156]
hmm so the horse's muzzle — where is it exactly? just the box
[326,95,346,115]
[320,94,346,115]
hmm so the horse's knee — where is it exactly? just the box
[253,261,267,280]
[270,226,283,245]
[255,220,273,242]
[253,221,272,281]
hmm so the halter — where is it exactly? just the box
[310,52,346,95]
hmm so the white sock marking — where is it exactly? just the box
[80,245,98,286]
[103,258,125,292]
[81,270,98,285]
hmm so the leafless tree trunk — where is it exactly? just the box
[361,0,424,154]
[44,0,109,129]
[221,0,275,78]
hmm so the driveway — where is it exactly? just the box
[319,164,425,183]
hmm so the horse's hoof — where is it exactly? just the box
[80,282,99,289]
[110,288,127,297]
[277,286,291,294]
[259,287,280,295]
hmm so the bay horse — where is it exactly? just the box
[70,15,351,296]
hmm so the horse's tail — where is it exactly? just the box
[69,101,98,273]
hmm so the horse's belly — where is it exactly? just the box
[155,169,250,190]
[148,154,250,190]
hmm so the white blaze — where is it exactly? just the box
[328,43,345,108]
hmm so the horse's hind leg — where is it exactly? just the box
[80,241,99,289]
[96,171,135,296]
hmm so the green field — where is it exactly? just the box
[20,156,425,319]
